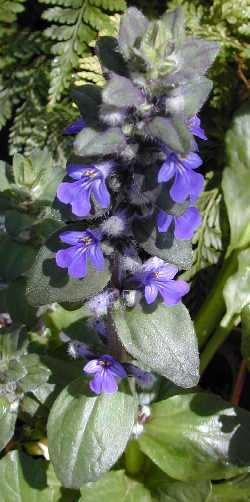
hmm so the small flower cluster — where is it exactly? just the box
[54,7,218,394]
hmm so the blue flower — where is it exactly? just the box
[158,150,204,204]
[133,257,189,305]
[187,115,207,141]
[63,117,85,136]
[56,229,104,279]
[57,161,113,217]
[157,207,201,240]
[83,355,127,394]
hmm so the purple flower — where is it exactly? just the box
[134,257,189,305]
[56,229,104,279]
[187,115,207,141]
[57,162,113,217]
[124,363,154,389]
[63,117,86,136]
[84,355,127,394]
[157,207,201,240]
[158,150,204,204]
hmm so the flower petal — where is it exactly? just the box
[67,163,90,180]
[174,207,201,240]
[93,179,110,208]
[182,152,203,170]
[101,371,118,393]
[56,247,77,268]
[83,359,101,374]
[145,284,158,304]
[88,244,105,271]
[158,156,177,183]
[90,373,103,394]
[64,117,85,136]
[159,280,190,305]
[71,186,92,217]
[170,171,190,203]
[68,248,87,279]
[189,171,204,203]
[57,181,76,204]
[157,210,173,233]
[59,231,84,245]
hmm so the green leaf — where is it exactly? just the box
[146,464,211,502]
[48,379,137,488]
[0,450,77,501]
[113,301,199,388]
[3,277,38,326]
[72,85,102,128]
[133,216,192,270]
[222,100,250,255]
[138,393,250,481]
[96,36,128,76]
[0,235,36,281]
[165,77,213,118]
[0,397,18,452]
[0,325,28,363]
[241,304,250,369]
[26,230,111,307]
[222,248,250,326]
[103,75,144,108]
[74,127,126,158]
[118,7,149,60]
[161,7,185,48]
[145,116,192,155]
[210,474,250,501]
[79,470,151,501]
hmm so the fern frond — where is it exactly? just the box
[0,0,27,23]
[39,0,126,107]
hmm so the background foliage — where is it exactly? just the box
[1,1,250,501]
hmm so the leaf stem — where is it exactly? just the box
[194,250,238,348]
[231,359,247,406]
[199,318,235,374]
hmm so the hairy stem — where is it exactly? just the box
[195,250,238,348]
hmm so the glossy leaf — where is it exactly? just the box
[134,216,192,270]
[113,301,199,388]
[0,397,18,452]
[0,235,36,281]
[79,470,151,501]
[72,85,102,128]
[26,230,111,307]
[96,36,128,76]
[74,127,126,158]
[48,379,137,488]
[222,100,250,254]
[210,474,250,501]
[145,116,192,155]
[139,393,250,481]
[222,248,250,326]
[0,450,76,501]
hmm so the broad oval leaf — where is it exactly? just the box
[165,77,213,118]
[74,127,126,158]
[0,450,75,501]
[0,236,36,281]
[0,397,18,452]
[139,393,250,481]
[113,301,199,388]
[47,379,137,488]
[210,474,250,502]
[26,231,111,307]
[222,100,250,255]
[72,84,102,128]
[118,7,149,60]
[145,116,192,155]
[103,75,144,108]
[96,36,128,76]
[79,470,151,501]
